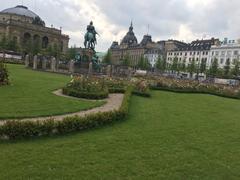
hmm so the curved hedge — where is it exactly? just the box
[62,87,109,100]
[0,87,133,140]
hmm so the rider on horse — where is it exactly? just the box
[84,21,98,50]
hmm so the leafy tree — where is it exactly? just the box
[156,56,166,73]
[32,38,41,55]
[171,56,178,73]
[23,39,33,55]
[200,58,207,74]
[224,58,231,77]
[66,47,77,60]
[179,58,186,72]
[231,58,240,77]
[103,50,112,64]
[187,59,196,78]
[137,55,150,70]
[52,43,61,58]
[122,53,130,66]
[209,57,219,78]
[0,35,7,51]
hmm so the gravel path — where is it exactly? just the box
[0,90,124,126]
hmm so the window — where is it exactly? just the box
[212,51,214,56]
[234,50,238,55]
[206,52,208,55]
[220,58,224,64]
[221,51,225,56]
[215,51,219,56]
[197,52,200,55]
[203,52,205,55]
[227,51,232,56]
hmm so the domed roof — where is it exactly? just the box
[1,5,39,19]
[121,22,138,46]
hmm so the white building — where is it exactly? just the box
[144,49,163,68]
[167,38,219,68]
[208,39,240,69]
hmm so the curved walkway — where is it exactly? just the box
[0,90,124,126]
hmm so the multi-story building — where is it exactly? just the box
[109,22,164,67]
[209,38,240,69]
[0,5,69,54]
[166,38,220,68]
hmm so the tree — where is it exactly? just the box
[52,43,61,58]
[32,38,41,55]
[187,59,196,78]
[171,56,179,73]
[231,58,240,77]
[156,56,166,73]
[179,58,186,72]
[122,53,130,66]
[224,58,231,78]
[137,55,150,70]
[200,58,207,74]
[103,50,112,64]
[209,57,219,78]
[66,47,77,61]
[0,35,7,51]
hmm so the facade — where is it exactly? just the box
[110,22,164,67]
[166,38,220,68]
[0,5,69,54]
[209,39,240,69]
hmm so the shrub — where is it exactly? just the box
[132,80,151,97]
[0,86,133,140]
[151,77,240,99]
[63,76,109,99]
[0,61,9,86]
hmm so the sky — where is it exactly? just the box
[1,0,240,52]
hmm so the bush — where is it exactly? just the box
[133,80,151,97]
[150,77,240,99]
[0,61,9,86]
[0,86,133,140]
[63,76,109,99]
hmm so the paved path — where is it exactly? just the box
[0,90,124,126]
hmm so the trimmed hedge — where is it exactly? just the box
[62,87,109,100]
[132,90,151,98]
[151,86,240,100]
[108,87,126,94]
[0,86,133,140]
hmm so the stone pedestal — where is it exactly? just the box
[88,62,93,76]
[25,55,29,68]
[33,55,38,70]
[69,60,75,73]
[42,57,47,70]
[51,57,56,72]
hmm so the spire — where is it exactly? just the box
[129,21,133,31]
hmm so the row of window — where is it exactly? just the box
[168,51,209,56]
[211,50,239,56]
[168,57,208,62]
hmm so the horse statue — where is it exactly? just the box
[84,21,98,50]
[84,32,96,50]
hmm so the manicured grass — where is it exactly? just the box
[0,64,103,119]
[1,91,240,179]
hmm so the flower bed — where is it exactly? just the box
[0,61,9,86]
[132,79,151,97]
[63,76,109,99]
[0,86,133,140]
[104,77,127,93]
[151,77,240,99]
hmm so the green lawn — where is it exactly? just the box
[0,64,103,119]
[1,91,240,179]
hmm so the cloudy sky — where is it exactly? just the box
[1,0,240,51]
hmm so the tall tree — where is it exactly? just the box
[187,59,196,78]
[209,57,219,78]
[66,47,77,61]
[231,58,240,77]
[179,58,186,72]
[122,53,130,66]
[224,58,231,77]
[156,56,166,73]
[103,50,112,64]
[171,56,179,73]
[32,39,41,55]
[137,55,150,70]
[200,58,207,74]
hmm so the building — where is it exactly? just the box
[0,5,69,54]
[166,38,220,69]
[209,38,240,69]
[110,22,164,67]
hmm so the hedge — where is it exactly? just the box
[108,87,126,94]
[150,86,240,100]
[132,90,151,98]
[62,87,109,100]
[0,86,133,140]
